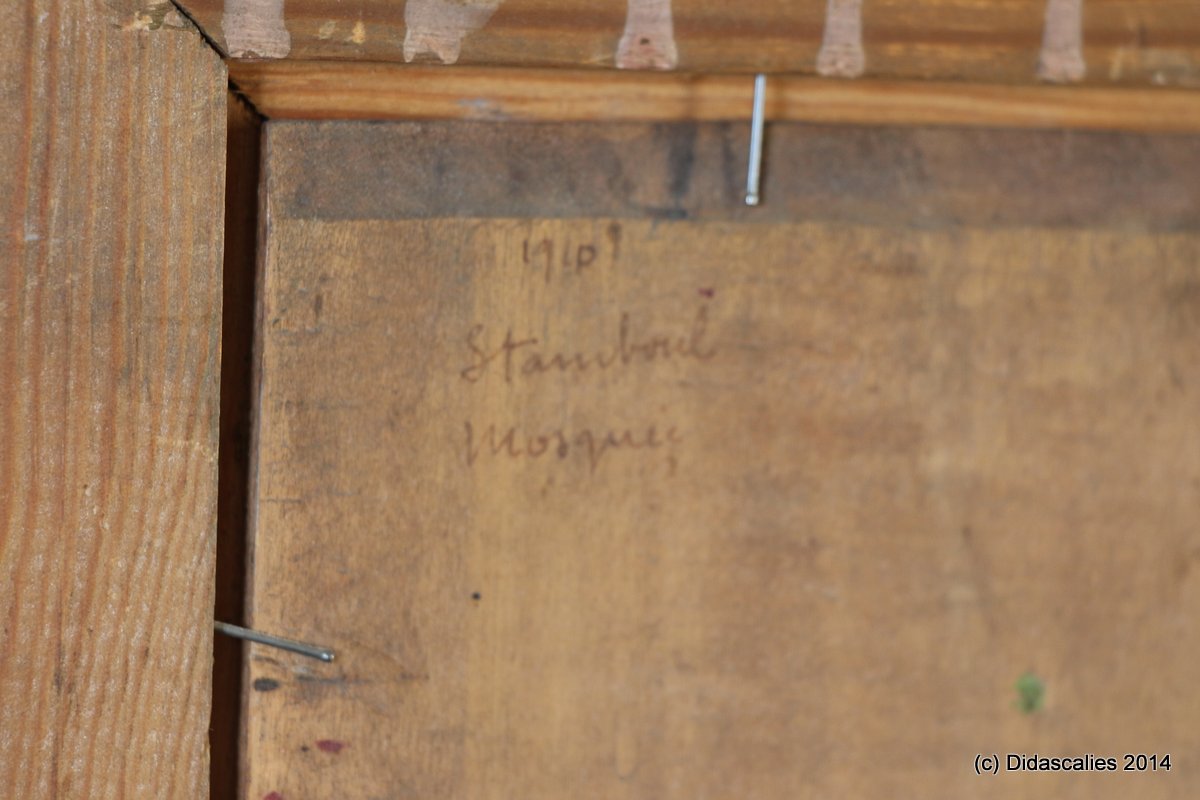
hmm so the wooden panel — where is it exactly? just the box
[231,62,1200,132]
[0,1,226,797]
[244,120,1200,798]
[183,0,1200,86]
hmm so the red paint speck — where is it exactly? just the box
[698,288,715,298]
[263,793,284,800]
[316,739,347,754]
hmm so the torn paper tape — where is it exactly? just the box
[403,0,502,65]
[222,0,291,58]
[616,0,678,70]
[1038,0,1086,82]
[817,0,865,78]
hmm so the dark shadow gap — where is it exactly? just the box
[211,89,263,800]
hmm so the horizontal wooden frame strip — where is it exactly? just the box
[183,0,1200,88]
[232,61,1200,132]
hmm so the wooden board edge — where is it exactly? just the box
[1,1,228,794]
[177,0,1200,88]
[229,61,1200,133]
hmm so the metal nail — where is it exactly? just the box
[214,620,336,663]
[745,73,767,207]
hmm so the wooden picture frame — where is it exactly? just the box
[4,1,1200,797]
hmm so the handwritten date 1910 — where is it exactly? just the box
[465,420,681,473]
[523,223,621,284]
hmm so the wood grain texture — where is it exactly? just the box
[183,0,1200,86]
[244,120,1200,798]
[0,1,226,796]
[231,61,1200,132]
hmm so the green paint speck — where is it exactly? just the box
[1014,672,1045,714]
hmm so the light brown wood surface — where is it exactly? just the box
[0,1,226,796]
[232,61,1200,132]
[245,120,1200,798]
[184,0,1200,87]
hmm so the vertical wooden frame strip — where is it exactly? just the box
[0,1,226,796]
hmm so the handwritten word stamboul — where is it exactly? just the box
[460,304,717,384]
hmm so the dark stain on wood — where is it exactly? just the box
[264,120,1200,232]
